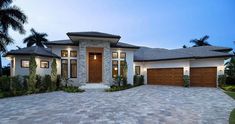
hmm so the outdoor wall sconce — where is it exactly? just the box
[94,55,97,60]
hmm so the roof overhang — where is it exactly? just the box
[67,33,121,44]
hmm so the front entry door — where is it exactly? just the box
[89,53,102,83]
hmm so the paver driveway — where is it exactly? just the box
[0,85,234,124]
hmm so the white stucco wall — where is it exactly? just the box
[12,56,60,76]
[134,58,225,85]
[111,48,136,84]
[134,59,190,84]
[49,45,79,85]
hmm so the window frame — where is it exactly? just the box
[70,59,77,78]
[135,66,141,75]
[40,60,49,68]
[70,50,77,57]
[112,52,118,59]
[120,52,126,59]
[21,59,29,68]
[61,50,68,57]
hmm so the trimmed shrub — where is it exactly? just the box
[43,75,52,91]
[183,75,190,87]
[62,86,84,93]
[0,76,11,92]
[10,75,25,96]
[28,56,37,91]
[22,76,29,90]
[51,58,57,90]
[122,77,127,86]
[222,85,235,92]
[218,75,226,87]
[133,75,144,86]
[36,75,47,92]
[56,75,61,90]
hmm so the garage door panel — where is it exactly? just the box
[147,68,183,86]
[190,67,217,87]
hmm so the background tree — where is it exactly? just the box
[51,58,57,90]
[28,56,37,92]
[182,45,187,48]
[225,52,235,85]
[0,0,27,76]
[23,28,48,47]
[190,35,211,47]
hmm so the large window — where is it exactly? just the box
[112,52,118,59]
[61,59,68,78]
[70,59,77,78]
[112,60,118,78]
[135,66,140,75]
[120,52,126,59]
[40,60,49,68]
[70,50,77,57]
[61,50,68,57]
[120,60,125,77]
[21,60,29,68]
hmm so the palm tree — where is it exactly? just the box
[0,0,27,76]
[23,28,48,47]
[190,35,211,47]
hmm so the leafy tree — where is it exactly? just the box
[190,35,211,47]
[225,52,235,84]
[51,58,57,90]
[23,28,48,47]
[0,0,27,76]
[28,56,37,91]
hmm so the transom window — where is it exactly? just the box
[70,50,77,57]
[61,50,68,57]
[21,60,29,68]
[40,60,49,68]
[120,52,126,59]
[112,52,118,59]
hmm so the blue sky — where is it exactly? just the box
[3,0,235,65]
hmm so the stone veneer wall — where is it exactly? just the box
[78,40,112,85]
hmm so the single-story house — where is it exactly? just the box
[4,31,233,87]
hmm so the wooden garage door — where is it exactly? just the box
[147,68,183,86]
[190,67,217,87]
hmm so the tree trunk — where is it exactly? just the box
[0,53,2,76]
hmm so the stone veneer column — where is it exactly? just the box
[78,41,87,84]
[103,45,112,84]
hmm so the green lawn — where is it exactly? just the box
[224,91,235,124]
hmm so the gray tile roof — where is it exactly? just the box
[67,31,121,39]
[4,46,60,58]
[111,42,140,49]
[134,46,233,61]
[44,39,76,45]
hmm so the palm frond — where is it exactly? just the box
[200,35,209,42]
[0,0,12,9]
[0,32,13,52]
[0,4,27,34]
[23,28,48,47]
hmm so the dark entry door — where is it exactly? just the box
[89,53,102,83]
